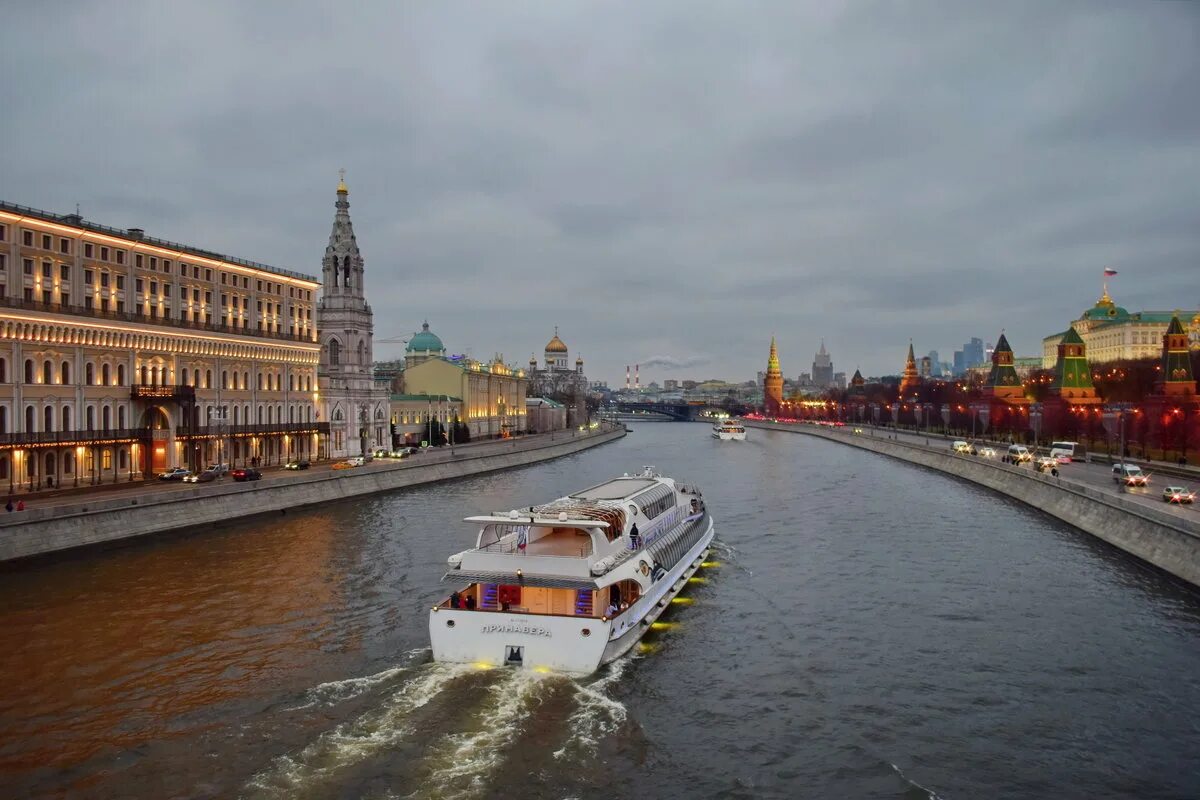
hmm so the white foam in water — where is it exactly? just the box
[889,762,947,800]
[243,662,473,799]
[410,669,552,800]
[287,649,430,711]
[552,657,630,760]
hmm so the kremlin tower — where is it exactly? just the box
[764,336,784,416]
[898,341,920,400]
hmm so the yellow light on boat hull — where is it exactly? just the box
[650,621,679,631]
[473,662,495,670]
[700,561,721,568]
[687,577,708,585]
[670,597,695,605]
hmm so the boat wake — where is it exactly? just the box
[242,658,632,800]
[889,762,947,800]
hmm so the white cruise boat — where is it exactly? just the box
[711,418,747,441]
[430,467,714,674]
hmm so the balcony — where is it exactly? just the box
[0,295,317,345]
[131,384,196,402]
[0,428,144,448]
[176,422,330,439]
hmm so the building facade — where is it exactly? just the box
[811,339,834,387]
[1042,290,1200,368]
[0,201,325,490]
[316,176,391,459]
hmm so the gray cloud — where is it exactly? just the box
[2,0,1197,385]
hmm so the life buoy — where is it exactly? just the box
[638,560,651,577]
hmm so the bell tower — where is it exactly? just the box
[316,172,388,458]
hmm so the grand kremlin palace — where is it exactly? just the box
[0,202,325,491]
[1042,289,1200,369]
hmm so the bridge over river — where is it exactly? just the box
[0,422,1196,799]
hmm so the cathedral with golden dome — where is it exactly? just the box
[527,327,589,426]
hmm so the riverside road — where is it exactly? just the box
[0,423,1197,799]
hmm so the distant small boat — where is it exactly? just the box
[711,418,747,441]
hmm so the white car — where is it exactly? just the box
[1112,463,1149,487]
[347,456,365,467]
[977,447,997,459]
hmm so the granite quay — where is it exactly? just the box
[0,423,624,562]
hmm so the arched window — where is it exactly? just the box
[289,405,294,423]
[331,256,338,287]
[258,405,264,424]
[25,405,35,432]
[117,364,126,385]
[0,407,7,433]
[62,361,70,385]
[62,406,71,431]
[139,365,147,385]
[206,369,212,389]
[357,340,365,365]
[222,370,228,390]
[233,406,239,424]
[0,457,7,480]
[42,361,52,384]
[329,339,340,366]
[343,255,351,289]
[182,368,189,386]
[25,359,34,384]
[63,451,73,474]
[45,452,55,478]
[102,363,111,386]
[102,406,111,430]
[0,358,6,382]
[44,405,53,432]
[243,371,249,390]
[86,405,95,430]
[119,449,128,470]
[289,374,294,392]
[118,406,126,428]
[267,406,273,423]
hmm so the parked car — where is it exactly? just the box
[231,468,262,482]
[184,468,218,483]
[158,468,191,481]
[1162,486,1195,504]
[284,460,310,470]
[1112,463,1149,487]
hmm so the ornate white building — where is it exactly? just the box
[316,175,390,458]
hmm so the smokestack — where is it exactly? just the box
[635,364,640,390]
[625,365,630,390]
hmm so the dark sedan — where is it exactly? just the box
[232,468,262,482]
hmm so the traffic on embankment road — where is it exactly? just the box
[816,422,1200,523]
[0,424,625,562]
[744,418,1200,589]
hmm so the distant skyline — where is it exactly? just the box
[2,2,1197,383]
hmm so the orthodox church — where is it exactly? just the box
[526,328,588,426]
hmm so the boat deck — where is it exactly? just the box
[480,527,594,557]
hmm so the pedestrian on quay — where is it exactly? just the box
[16,500,25,512]
[4,497,12,513]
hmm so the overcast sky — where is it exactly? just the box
[2,2,1197,383]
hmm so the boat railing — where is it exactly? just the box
[477,535,591,558]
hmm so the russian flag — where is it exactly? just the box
[1104,267,1119,277]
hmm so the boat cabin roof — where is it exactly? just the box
[464,515,610,529]
[570,477,660,500]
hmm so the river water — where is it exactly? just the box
[1,423,1198,799]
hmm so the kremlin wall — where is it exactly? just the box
[759,290,1200,459]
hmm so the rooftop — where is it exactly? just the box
[1,200,319,285]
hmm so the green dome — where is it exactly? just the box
[406,321,444,353]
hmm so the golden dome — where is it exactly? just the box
[337,168,348,194]
[545,327,568,353]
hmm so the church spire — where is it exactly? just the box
[899,339,920,399]
[323,172,366,303]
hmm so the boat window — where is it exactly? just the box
[634,484,676,520]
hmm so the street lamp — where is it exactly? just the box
[1029,403,1043,450]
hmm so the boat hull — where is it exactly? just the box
[429,515,715,675]
[712,430,746,441]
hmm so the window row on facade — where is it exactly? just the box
[0,357,316,392]
[0,400,318,434]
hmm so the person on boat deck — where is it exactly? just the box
[605,601,618,617]
[465,594,476,610]
[629,523,641,549]
[449,591,461,609]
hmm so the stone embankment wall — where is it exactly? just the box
[1,426,625,562]
[746,420,1200,588]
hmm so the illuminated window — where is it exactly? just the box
[102,450,112,470]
